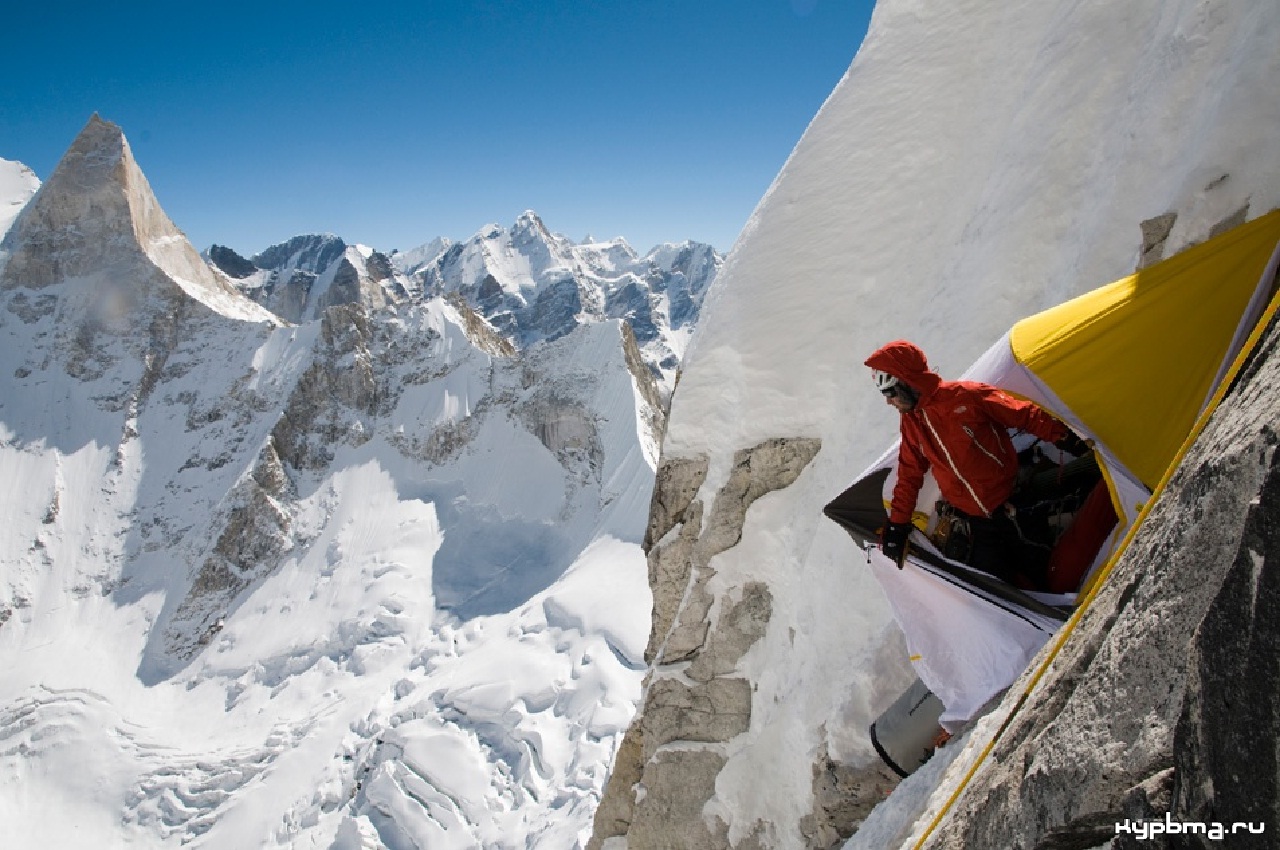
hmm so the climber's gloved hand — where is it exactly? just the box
[880,521,913,569]
[1054,430,1090,457]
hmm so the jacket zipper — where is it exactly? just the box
[963,425,1005,468]
[922,411,992,517]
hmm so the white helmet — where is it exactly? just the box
[872,369,900,393]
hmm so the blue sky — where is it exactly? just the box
[2,1,874,255]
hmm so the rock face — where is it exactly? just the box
[918,292,1280,849]
[1,116,274,324]
[801,745,902,848]
[589,437,823,850]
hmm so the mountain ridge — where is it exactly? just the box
[206,210,722,395]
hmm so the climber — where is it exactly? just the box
[865,340,1090,583]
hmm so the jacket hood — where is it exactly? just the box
[864,340,943,397]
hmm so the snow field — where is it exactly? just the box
[0,438,652,847]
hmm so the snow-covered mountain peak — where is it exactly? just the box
[0,267,661,844]
[644,239,716,273]
[0,116,698,846]
[252,232,348,274]
[0,158,39,237]
[209,213,719,393]
[414,214,722,393]
[0,115,274,324]
[511,208,550,238]
[207,233,411,324]
[576,236,640,271]
[390,236,453,274]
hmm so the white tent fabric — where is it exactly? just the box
[867,547,1059,732]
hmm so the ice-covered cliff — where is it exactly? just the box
[593,0,1280,847]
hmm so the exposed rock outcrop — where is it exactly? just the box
[165,446,293,660]
[270,304,383,471]
[206,244,257,279]
[800,743,901,849]
[445,292,516,357]
[1139,213,1178,269]
[590,437,822,850]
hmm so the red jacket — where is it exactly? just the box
[865,341,1068,523]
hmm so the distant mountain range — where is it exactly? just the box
[205,213,722,396]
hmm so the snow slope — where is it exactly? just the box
[599,0,1280,846]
